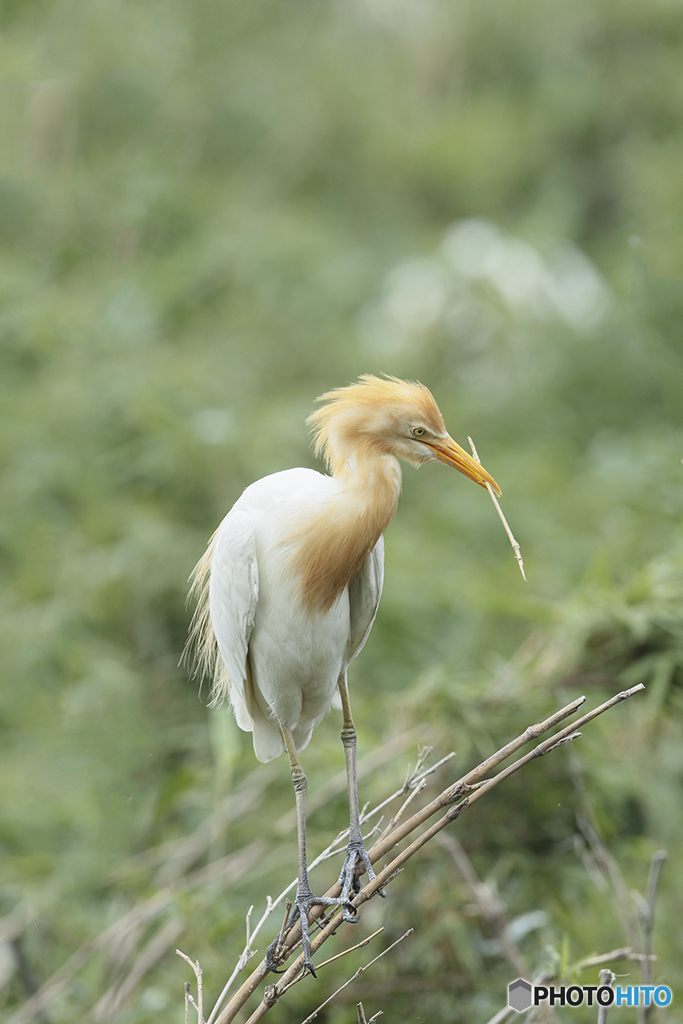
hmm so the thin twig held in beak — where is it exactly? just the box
[468,437,526,581]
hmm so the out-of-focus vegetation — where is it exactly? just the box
[1,0,683,1020]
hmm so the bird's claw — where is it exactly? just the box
[337,836,385,921]
[265,887,355,977]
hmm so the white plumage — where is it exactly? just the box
[206,468,384,762]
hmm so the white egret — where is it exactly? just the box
[186,374,499,974]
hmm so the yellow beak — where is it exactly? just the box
[424,436,501,495]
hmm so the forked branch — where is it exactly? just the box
[209,684,644,1024]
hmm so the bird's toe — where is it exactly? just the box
[266,888,354,977]
[337,836,384,904]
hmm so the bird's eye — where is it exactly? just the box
[411,427,426,438]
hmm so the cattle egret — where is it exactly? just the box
[186,374,499,974]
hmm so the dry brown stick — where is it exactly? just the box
[208,752,450,1021]
[276,929,386,999]
[360,750,455,831]
[376,778,427,844]
[468,436,526,580]
[365,693,588,869]
[208,826,363,1024]
[211,694,587,1022]
[311,928,384,974]
[241,760,556,1022]
[357,1004,383,1024]
[177,949,205,1023]
[215,685,644,1024]
[214,689,639,1023]
[297,930,413,1024]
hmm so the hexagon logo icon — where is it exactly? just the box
[508,978,533,1012]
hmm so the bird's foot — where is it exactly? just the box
[337,835,385,922]
[265,886,356,977]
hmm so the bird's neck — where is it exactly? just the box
[292,454,402,613]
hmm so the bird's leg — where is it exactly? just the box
[336,675,386,921]
[265,723,350,977]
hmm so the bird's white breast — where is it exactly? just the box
[213,468,353,749]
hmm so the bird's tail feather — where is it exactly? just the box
[184,535,283,761]
[183,533,230,706]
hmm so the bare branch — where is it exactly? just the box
[362,694,588,875]
[177,950,205,1023]
[296,930,413,1024]
[207,825,362,1023]
[213,685,644,1024]
[313,928,384,972]
[208,748,454,1019]
[376,778,427,844]
[358,751,456,829]
[14,685,643,1024]
[468,436,526,580]
[276,929,388,999]
[357,1001,383,1024]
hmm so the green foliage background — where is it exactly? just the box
[1,0,683,1020]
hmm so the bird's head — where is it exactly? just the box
[307,374,500,494]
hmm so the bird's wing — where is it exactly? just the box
[346,535,384,665]
[209,509,259,707]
